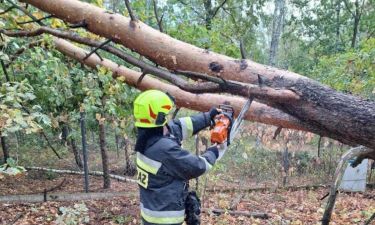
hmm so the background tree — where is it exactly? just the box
[268,0,286,66]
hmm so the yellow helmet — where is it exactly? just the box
[133,90,175,128]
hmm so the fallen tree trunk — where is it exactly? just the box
[26,166,137,183]
[201,208,269,219]
[0,192,134,203]
[20,0,375,150]
[53,38,306,131]
[206,184,328,193]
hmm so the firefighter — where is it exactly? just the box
[133,90,227,225]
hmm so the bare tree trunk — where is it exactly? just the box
[61,124,83,168]
[335,1,341,52]
[282,140,290,187]
[98,81,110,189]
[91,130,95,145]
[80,111,89,193]
[351,15,360,48]
[115,127,120,158]
[204,0,213,31]
[0,134,10,164]
[60,123,69,145]
[124,138,130,173]
[67,127,83,169]
[124,138,135,176]
[268,0,285,66]
[98,121,111,188]
[70,137,83,169]
[351,0,361,48]
[108,0,121,13]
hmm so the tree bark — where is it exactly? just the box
[20,0,375,150]
[268,0,285,66]
[0,134,9,164]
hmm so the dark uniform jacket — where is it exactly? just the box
[136,112,219,225]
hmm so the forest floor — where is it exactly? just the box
[0,170,374,225]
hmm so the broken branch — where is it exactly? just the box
[17,15,54,25]
[136,70,147,86]
[202,208,269,219]
[94,51,103,61]
[273,126,282,139]
[41,131,62,159]
[68,20,87,29]
[82,39,111,61]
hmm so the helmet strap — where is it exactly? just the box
[155,112,166,126]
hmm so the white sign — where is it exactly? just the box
[339,159,368,192]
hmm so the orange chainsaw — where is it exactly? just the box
[210,97,254,146]
[210,104,234,145]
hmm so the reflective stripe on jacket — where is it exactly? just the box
[136,112,218,225]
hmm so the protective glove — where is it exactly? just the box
[208,107,221,120]
[207,107,221,127]
[217,141,228,161]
